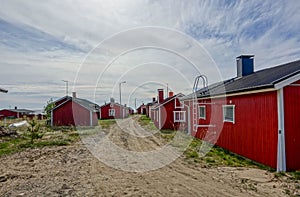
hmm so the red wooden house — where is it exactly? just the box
[181,55,300,171]
[51,95,99,127]
[99,98,130,119]
[137,98,157,116]
[137,104,147,115]
[0,107,34,119]
[150,89,186,130]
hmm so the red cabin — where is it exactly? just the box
[51,95,99,127]
[137,104,147,115]
[0,108,34,119]
[182,56,300,171]
[99,99,129,119]
[150,89,186,130]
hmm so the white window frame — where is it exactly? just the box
[174,99,184,109]
[173,111,186,123]
[222,105,235,123]
[109,109,115,116]
[198,105,206,120]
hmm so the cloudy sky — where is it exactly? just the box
[0,0,299,110]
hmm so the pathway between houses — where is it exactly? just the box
[0,116,298,196]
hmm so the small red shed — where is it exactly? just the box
[181,56,300,171]
[150,89,186,130]
[137,104,147,115]
[51,96,99,127]
[99,100,129,119]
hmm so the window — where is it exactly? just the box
[173,111,186,122]
[223,105,235,123]
[198,105,206,119]
[175,99,184,108]
[109,109,115,116]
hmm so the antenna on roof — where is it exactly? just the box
[193,75,208,92]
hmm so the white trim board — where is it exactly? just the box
[275,72,300,89]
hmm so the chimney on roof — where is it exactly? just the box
[72,92,77,98]
[15,106,17,110]
[169,91,174,97]
[110,97,115,104]
[152,97,155,102]
[236,55,254,77]
[158,89,164,103]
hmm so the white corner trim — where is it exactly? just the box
[158,108,161,129]
[50,111,53,127]
[90,111,93,126]
[274,72,300,89]
[277,88,286,172]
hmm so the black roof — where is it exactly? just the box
[73,98,100,111]
[8,109,34,113]
[53,97,100,112]
[152,93,184,109]
[182,59,300,100]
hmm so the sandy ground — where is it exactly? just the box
[0,116,299,196]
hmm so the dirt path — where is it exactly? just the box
[0,116,298,196]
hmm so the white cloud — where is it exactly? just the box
[0,0,299,109]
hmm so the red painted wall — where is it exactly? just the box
[151,98,187,130]
[53,100,98,126]
[284,81,300,170]
[0,110,18,119]
[186,91,278,169]
[100,103,127,119]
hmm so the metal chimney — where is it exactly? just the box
[236,55,254,77]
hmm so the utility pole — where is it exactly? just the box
[166,83,169,97]
[119,81,126,118]
[62,80,68,96]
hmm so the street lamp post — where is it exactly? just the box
[62,80,68,96]
[119,81,126,118]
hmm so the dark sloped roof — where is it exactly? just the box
[182,59,300,100]
[9,109,34,113]
[99,102,123,108]
[52,97,100,112]
[73,98,100,111]
[152,93,184,109]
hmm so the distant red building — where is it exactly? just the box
[0,108,34,119]
[137,104,147,115]
[149,89,186,130]
[99,99,130,119]
[51,95,99,127]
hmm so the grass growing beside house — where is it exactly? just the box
[0,119,80,157]
[98,119,116,129]
[137,115,157,130]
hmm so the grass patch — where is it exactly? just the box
[287,171,300,180]
[98,119,116,129]
[183,138,273,170]
[0,128,80,157]
[137,115,157,130]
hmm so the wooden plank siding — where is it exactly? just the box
[53,100,98,126]
[187,91,279,169]
[284,81,300,170]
